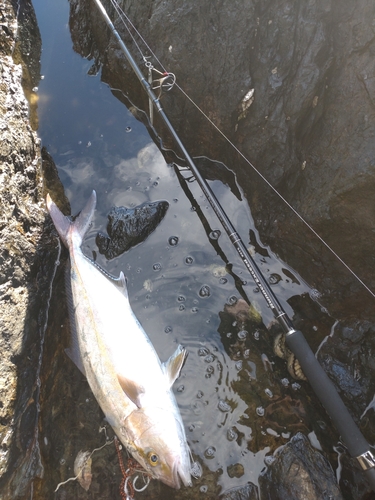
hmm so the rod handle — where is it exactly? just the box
[286,330,375,489]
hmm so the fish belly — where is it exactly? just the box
[69,247,137,436]
[68,244,175,439]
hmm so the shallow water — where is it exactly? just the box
[32,0,338,498]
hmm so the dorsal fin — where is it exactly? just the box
[84,256,128,298]
[113,271,128,298]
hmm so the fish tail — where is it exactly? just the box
[46,190,97,248]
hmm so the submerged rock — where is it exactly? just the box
[96,200,169,259]
[259,433,343,500]
[221,482,259,500]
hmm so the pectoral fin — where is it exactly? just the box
[117,375,144,408]
[163,345,188,387]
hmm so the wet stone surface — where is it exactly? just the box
[68,0,375,318]
[220,482,259,500]
[259,433,343,500]
[96,200,169,259]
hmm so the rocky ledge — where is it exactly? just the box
[0,0,59,497]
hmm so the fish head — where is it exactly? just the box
[123,407,192,489]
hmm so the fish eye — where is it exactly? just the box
[148,452,159,466]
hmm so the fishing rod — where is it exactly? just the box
[92,0,375,490]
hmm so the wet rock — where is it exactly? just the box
[316,320,375,421]
[96,200,169,259]
[227,463,245,479]
[41,147,71,214]
[224,298,307,380]
[320,355,363,405]
[11,0,41,130]
[336,452,375,500]
[259,433,343,500]
[218,306,315,454]
[221,482,259,500]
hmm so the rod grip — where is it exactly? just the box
[364,469,375,491]
[286,330,375,489]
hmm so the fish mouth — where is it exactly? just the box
[171,462,181,489]
[170,460,192,489]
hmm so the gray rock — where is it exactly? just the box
[221,482,259,500]
[259,433,343,500]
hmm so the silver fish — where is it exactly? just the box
[47,190,192,489]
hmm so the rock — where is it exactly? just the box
[221,482,259,500]
[259,432,343,500]
[227,463,245,479]
[316,320,375,423]
[96,199,169,259]
[41,147,71,213]
[0,1,60,498]
[11,0,41,130]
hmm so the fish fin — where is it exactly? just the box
[115,271,129,298]
[163,345,188,387]
[65,264,87,377]
[117,375,144,408]
[65,347,86,377]
[46,193,71,247]
[85,260,129,298]
[46,190,96,248]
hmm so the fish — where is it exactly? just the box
[46,190,192,489]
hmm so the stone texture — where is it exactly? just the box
[0,1,59,498]
[96,199,169,259]
[259,433,343,500]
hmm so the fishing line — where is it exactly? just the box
[174,164,251,305]
[111,0,147,67]
[108,0,375,300]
